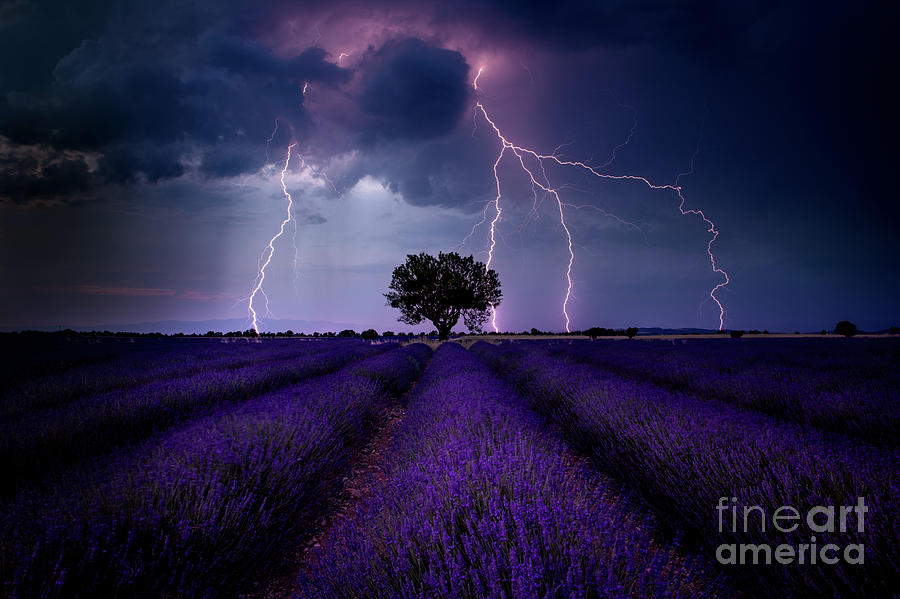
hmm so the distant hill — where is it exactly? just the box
[2,318,368,335]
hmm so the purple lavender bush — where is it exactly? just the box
[299,343,727,598]
[0,341,391,493]
[471,341,899,598]
[0,334,150,388]
[548,338,900,445]
[1,338,348,418]
[0,344,431,597]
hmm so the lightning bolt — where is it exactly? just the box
[471,67,574,332]
[560,201,648,246]
[247,91,341,333]
[297,81,338,196]
[264,118,302,293]
[473,66,484,91]
[248,143,296,334]
[597,100,637,169]
[485,144,504,331]
[265,119,278,164]
[470,67,729,331]
[673,129,730,328]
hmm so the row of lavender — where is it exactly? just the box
[470,341,898,597]
[0,335,161,388]
[1,337,354,418]
[1,340,392,495]
[545,338,900,445]
[0,336,304,391]
[299,343,728,598]
[1,343,432,597]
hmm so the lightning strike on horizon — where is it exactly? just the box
[247,98,342,332]
[469,67,729,331]
[470,67,575,332]
[673,131,730,328]
[485,145,505,330]
[248,143,296,333]
[337,52,349,65]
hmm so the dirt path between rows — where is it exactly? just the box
[241,391,413,598]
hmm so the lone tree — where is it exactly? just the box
[834,320,858,337]
[385,252,502,341]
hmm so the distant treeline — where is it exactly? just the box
[1,328,387,339]
[2,328,430,340]
[4,323,898,339]
[1,327,640,339]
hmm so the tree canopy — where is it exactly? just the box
[384,252,502,340]
[834,320,858,337]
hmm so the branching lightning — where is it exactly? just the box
[264,118,301,295]
[248,143,296,333]
[560,201,648,245]
[597,101,637,169]
[673,131,730,327]
[485,144,505,330]
[265,119,278,164]
[468,67,729,331]
[246,79,340,333]
[470,67,574,332]
[246,60,728,335]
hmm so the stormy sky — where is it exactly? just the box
[1,0,897,333]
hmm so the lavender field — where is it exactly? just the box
[0,336,897,598]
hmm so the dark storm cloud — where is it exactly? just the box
[318,126,500,212]
[438,0,775,61]
[0,0,766,205]
[0,0,114,94]
[383,134,498,209]
[358,38,470,141]
[295,37,483,209]
[198,142,266,179]
[97,142,187,184]
[0,2,350,202]
[204,37,347,86]
[263,0,774,61]
[0,0,481,205]
[0,151,93,203]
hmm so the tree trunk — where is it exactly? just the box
[435,312,458,341]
